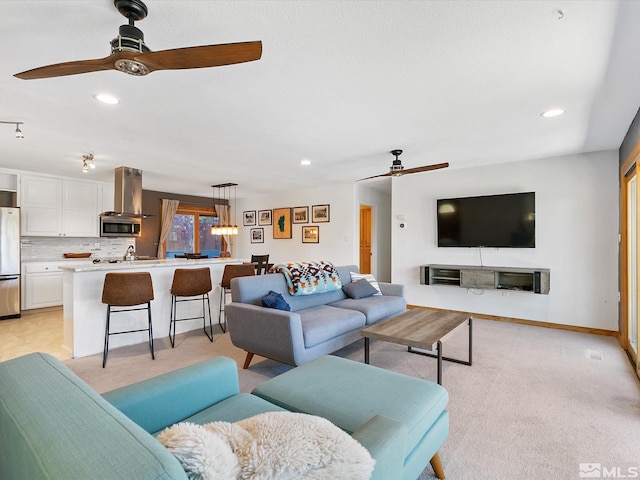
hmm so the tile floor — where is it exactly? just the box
[0,308,69,362]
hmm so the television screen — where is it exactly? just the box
[437,192,535,248]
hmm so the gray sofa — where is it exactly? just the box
[226,264,406,368]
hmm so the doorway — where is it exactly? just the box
[621,162,639,377]
[359,205,372,274]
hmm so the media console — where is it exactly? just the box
[420,264,550,295]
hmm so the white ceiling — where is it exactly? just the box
[1,0,639,198]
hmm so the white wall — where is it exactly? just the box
[391,150,619,331]
[234,184,359,267]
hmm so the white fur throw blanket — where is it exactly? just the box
[157,411,375,480]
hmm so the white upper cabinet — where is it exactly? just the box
[101,183,115,213]
[62,180,99,237]
[20,175,63,236]
[20,174,102,237]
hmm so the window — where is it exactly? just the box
[165,205,223,257]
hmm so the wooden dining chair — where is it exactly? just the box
[251,254,270,275]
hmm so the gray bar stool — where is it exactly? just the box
[219,263,255,332]
[102,272,155,368]
[169,267,213,347]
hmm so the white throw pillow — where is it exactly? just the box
[350,272,382,295]
[158,412,375,480]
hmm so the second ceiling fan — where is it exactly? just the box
[15,0,262,80]
[359,150,449,181]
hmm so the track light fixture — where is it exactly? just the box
[82,153,95,173]
[0,121,24,139]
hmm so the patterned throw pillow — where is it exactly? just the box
[350,272,382,295]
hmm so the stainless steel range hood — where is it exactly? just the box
[100,166,143,218]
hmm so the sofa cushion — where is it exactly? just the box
[231,273,347,312]
[343,278,379,299]
[261,290,291,311]
[252,356,448,461]
[330,295,406,324]
[350,272,382,295]
[299,305,366,347]
[179,393,286,428]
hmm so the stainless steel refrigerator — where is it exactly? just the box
[0,207,20,319]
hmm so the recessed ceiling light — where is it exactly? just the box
[300,159,311,166]
[541,108,565,118]
[94,93,119,105]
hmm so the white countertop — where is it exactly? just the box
[59,257,244,272]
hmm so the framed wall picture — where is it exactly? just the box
[292,206,309,224]
[243,210,256,226]
[272,207,292,239]
[258,209,272,226]
[250,228,264,243]
[302,225,319,243]
[312,204,330,223]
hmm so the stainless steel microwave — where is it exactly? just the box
[100,215,141,237]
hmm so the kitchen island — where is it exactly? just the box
[60,258,243,358]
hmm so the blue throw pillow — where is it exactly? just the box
[342,278,379,299]
[262,291,291,311]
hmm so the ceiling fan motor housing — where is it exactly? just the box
[390,160,404,173]
[111,25,150,54]
[390,149,404,174]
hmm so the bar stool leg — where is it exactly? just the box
[147,301,155,360]
[203,293,213,342]
[169,295,176,348]
[218,287,227,333]
[103,306,111,368]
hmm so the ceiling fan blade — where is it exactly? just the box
[357,173,392,181]
[399,162,449,175]
[136,41,262,72]
[14,53,124,80]
[357,162,449,181]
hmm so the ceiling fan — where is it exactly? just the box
[14,0,262,80]
[358,149,449,181]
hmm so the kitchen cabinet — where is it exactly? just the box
[101,183,114,212]
[63,180,99,237]
[22,262,64,310]
[20,175,100,237]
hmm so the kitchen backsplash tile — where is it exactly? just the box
[21,237,136,261]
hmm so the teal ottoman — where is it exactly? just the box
[252,355,448,480]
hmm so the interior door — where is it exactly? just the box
[359,205,372,274]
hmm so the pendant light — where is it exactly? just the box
[211,183,238,236]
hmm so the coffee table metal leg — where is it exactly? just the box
[364,337,370,364]
[407,316,473,384]
[468,317,473,366]
[437,340,443,385]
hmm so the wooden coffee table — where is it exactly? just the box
[361,309,472,385]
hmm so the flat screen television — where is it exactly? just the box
[437,192,535,248]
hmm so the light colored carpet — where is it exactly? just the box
[64,318,640,480]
